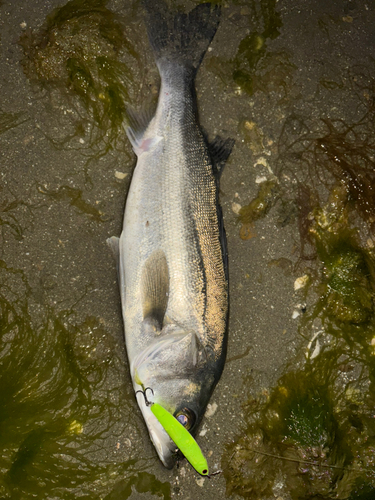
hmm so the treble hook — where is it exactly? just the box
[135,387,154,406]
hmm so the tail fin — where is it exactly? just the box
[143,0,221,74]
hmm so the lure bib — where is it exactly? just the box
[150,403,209,476]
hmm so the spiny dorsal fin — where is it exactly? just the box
[141,249,169,327]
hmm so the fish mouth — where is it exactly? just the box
[137,395,177,469]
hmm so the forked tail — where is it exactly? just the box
[143,0,221,75]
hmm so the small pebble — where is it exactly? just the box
[294,275,309,290]
[231,202,242,214]
[115,171,128,180]
[196,477,205,487]
[205,402,218,418]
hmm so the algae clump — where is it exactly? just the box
[222,361,375,500]
[231,0,293,96]
[323,241,373,324]
[308,183,375,327]
[238,179,279,239]
[19,0,138,148]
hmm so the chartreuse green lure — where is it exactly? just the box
[150,403,209,476]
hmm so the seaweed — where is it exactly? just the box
[0,263,155,498]
[238,179,280,240]
[225,68,375,500]
[232,0,283,95]
[19,0,139,151]
[223,356,375,500]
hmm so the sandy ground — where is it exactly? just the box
[1,0,375,498]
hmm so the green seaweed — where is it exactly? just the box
[304,180,375,334]
[232,0,285,95]
[268,377,336,450]
[37,184,105,222]
[321,238,373,324]
[239,179,279,225]
[349,480,375,500]
[223,355,374,500]
[205,0,295,97]
[238,179,279,239]
[105,472,171,500]
[19,0,138,150]
[0,263,149,499]
[225,70,375,500]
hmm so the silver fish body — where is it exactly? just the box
[111,0,233,468]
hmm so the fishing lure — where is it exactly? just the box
[136,388,209,476]
[151,402,209,476]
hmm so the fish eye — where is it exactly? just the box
[175,407,196,431]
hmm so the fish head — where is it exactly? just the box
[131,324,218,468]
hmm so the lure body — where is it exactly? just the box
[150,403,209,475]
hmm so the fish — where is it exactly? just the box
[108,0,234,469]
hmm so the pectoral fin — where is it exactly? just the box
[141,250,169,328]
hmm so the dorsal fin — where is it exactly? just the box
[208,136,235,178]
[141,249,169,327]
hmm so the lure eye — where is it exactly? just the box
[175,407,196,431]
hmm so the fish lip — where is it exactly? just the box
[149,427,177,469]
